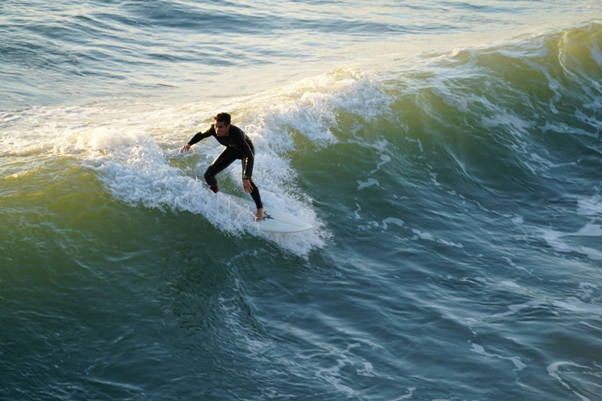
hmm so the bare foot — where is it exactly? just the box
[255,208,264,222]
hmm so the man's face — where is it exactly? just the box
[215,122,230,137]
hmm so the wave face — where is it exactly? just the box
[1,2,602,400]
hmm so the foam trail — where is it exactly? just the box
[470,343,527,371]
[547,362,591,401]
[541,225,602,261]
[0,67,395,255]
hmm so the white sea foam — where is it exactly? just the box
[577,195,602,217]
[404,137,423,153]
[391,387,417,401]
[437,239,464,248]
[354,203,362,220]
[577,282,599,300]
[411,228,463,248]
[511,216,524,225]
[239,68,393,151]
[357,178,380,190]
[484,287,602,327]
[356,362,375,377]
[547,362,592,401]
[529,152,576,170]
[412,229,435,241]
[470,343,527,371]
[554,299,602,317]
[503,257,530,273]
[297,342,384,397]
[1,68,392,255]
[589,38,602,67]
[490,300,544,319]
[539,121,598,138]
[541,224,602,260]
[430,79,469,113]
[481,111,533,134]
[501,281,521,289]
[382,217,405,230]
[316,359,355,396]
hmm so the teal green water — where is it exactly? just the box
[2,2,602,400]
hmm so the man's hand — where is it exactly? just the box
[243,179,253,193]
[180,144,191,153]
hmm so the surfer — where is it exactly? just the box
[180,113,264,222]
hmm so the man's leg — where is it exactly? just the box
[249,179,264,221]
[204,149,237,192]
[241,157,264,221]
[247,179,263,209]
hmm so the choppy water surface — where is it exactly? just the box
[1,1,602,400]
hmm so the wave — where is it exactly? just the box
[0,68,395,256]
[2,23,601,257]
[381,22,602,185]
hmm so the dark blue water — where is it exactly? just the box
[1,1,602,400]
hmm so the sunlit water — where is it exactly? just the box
[1,1,602,400]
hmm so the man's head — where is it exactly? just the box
[214,112,231,137]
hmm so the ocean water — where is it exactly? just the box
[1,1,602,400]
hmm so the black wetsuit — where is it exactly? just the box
[187,124,263,209]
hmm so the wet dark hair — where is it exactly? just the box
[214,112,231,126]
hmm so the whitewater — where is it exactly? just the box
[1,1,602,400]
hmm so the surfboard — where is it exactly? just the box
[225,194,313,233]
[259,207,313,233]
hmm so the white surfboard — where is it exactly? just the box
[224,194,312,233]
[259,207,313,233]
